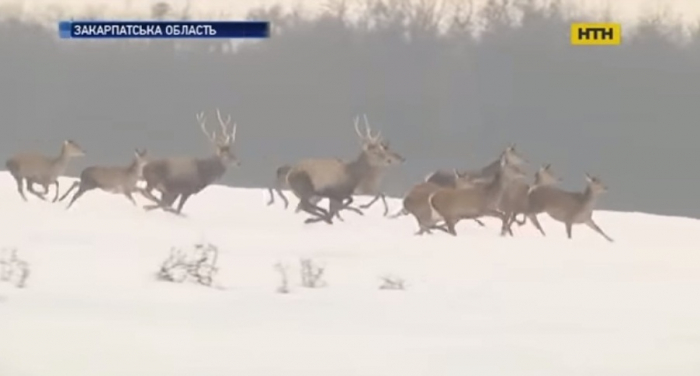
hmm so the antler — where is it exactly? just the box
[196,111,218,144]
[216,108,236,145]
[354,114,382,143]
[362,114,382,142]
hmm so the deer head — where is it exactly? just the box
[585,173,607,194]
[197,108,239,166]
[501,143,527,167]
[536,163,562,185]
[354,114,404,167]
[63,139,86,157]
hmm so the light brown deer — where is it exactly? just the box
[59,148,149,209]
[389,144,527,224]
[285,115,404,224]
[268,114,403,218]
[139,109,239,215]
[423,143,527,188]
[525,173,613,242]
[498,163,562,237]
[427,157,527,236]
[400,169,491,235]
[5,140,85,202]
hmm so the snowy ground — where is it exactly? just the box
[1,172,699,376]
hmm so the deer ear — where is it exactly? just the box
[585,173,593,183]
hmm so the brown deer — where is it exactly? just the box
[389,144,527,223]
[59,149,149,209]
[427,157,527,236]
[268,114,403,218]
[5,140,85,202]
[285,115,404,224]
[400,169,491,235]
[424,143,527,188]
[526,173,613,242]
[497,163,562,237]
[139,109,239,215]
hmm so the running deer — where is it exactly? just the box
[139,109,239,215]
[525,173,613,242]
[59,148,149,209]
[285,115,404,224]
[497,163,562,237]
[427,157,527,236]
[267,114,403,218]
[5,140,85,202]
[423,143,527,187]
[401,169,490,235]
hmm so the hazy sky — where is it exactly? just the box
[4,0,700,26]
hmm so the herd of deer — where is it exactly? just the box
[2,109,613,242]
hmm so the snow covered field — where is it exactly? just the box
[0,172,699,376]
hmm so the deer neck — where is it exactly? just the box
[126,158,145,178]
[479,157,503,178]
[483,168,513,204]
[346,151,374,183]
[196,154,227,184]
[580,185,602,210]
[50,144,73,174]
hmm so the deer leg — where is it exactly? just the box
[472,218,486,227]
[143,190,177,211]
[339,196,364,216]
[66,186,90,209]
[500,212,513,237]
[300,199,332,224]
[137,186,162,205]
[266,187,275,206]
[585,218,614,242]
[359,193,381,210]
[58,181,80,202]
[277,189,289,209]
[123,191,137,206]
[565,222,573,239]
[527,213,546,236]
[13,177,27,201]
[443,217,458,236]
[415,227,431,235]
[51,181,60,202]
[431,223,453,234]
[388,208,408,219]
[27,181,46,201]
[380,194,389,216]
[174,193,192,214]
[329,199,346,222]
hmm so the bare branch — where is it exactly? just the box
[0,248,30,288]
[157,242,220,287]
[274,262,291,293]
[299,258,327,288]
[379,274,407,290]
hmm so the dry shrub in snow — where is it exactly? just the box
[274,262,291,294]
[299,258,326,288]
[157,242,219,287]
[0,248,30,288]
[379,275,407,290]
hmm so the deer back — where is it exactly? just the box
[530,174,606,223]
[424,170,457,187]
[430,161,525,219]
[289,158,349,193]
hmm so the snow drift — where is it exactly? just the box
[0,173,699,376]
